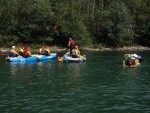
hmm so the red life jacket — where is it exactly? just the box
[23,49,28,56]
[70,40,76,46]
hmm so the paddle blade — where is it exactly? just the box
[0,54,7,56]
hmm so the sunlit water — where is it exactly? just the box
[0,51,150,113]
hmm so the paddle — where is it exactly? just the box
[0,53,7,56]
[80,55,86,61]
[35,55,43,58]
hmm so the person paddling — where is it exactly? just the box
[8,46,19,57]
[75,46,80,57]
[38,45,45,55]
[43,46,50,56]
[23,46,32,58]
[71,46,80,58]
[19,45,25,56]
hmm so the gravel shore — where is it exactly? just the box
[0,46,150,53]
[81,46,150,51]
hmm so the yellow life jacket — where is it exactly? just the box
[80,55,86,60]
[45,48,50,54]
[124,54,129,59]
[72,49,76,55]
[19,48,24,53]
[27,51,32,57]
[11,48,18,55]
[58,57,63,62]
[75,49,80,56]
[39,48,43,53]
[135,59,139,64]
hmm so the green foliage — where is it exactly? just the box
[0,0,18,35]
[93,1,136,47]
[0,36,19,47]
[60,20,92,46]
[0,0,149,47]
[107,1,136,47]
[125,0,150,45]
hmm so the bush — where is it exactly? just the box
[0,36,19,47]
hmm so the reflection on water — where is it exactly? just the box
[9,61,54,75]
[66,63,85,92]
[7,60,58,90]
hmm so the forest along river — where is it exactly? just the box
[0,51,150,113]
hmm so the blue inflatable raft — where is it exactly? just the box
[6,56,37,62]
[32,53,57,61]
[6,53,57,62]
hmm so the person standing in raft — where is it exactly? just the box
[38,45,45,55]
[68,37,76,55]
[19,45,25,56]
[8,46,19,57]
[23,47,32,58]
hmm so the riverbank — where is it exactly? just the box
[81,46,150,51]
[0,45,150,53]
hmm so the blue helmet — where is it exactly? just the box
[69,37,72,40]
[138,55,142,59]
[83,54,86,57]
[138,55,143,62]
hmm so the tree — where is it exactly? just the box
[128,0,150,45]
[16,0,54,43]
[106,1,135,46]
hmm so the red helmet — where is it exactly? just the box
[26,47,30,50]
[128,61,132,65]
[21,45,25,48]
[41,46,44,48]
[57,56,61,59]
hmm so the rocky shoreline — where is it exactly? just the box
[81,46,150,51]
[0,46,150,53]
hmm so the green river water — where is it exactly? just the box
[0,51,150,113]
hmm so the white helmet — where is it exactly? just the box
[12,46,15,49]
[132,54,138,58]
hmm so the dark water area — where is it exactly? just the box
[0,51,150,113]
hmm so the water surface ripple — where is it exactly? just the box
[0,51,150,113]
